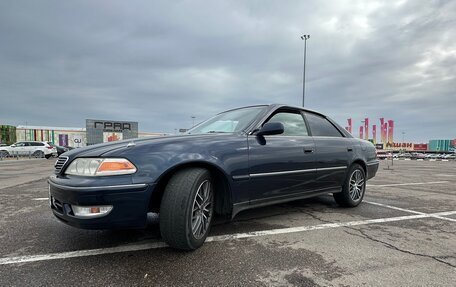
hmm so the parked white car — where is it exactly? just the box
[0,141,57,159]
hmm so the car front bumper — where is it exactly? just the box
[48,178,155,229]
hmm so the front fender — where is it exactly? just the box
[117,135,249,185]
[131,152,233,184]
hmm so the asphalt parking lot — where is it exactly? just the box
[0,159,455,286]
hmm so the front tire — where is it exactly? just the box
[333,164,366,207]
[159,168,214,250]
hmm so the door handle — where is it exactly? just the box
[347,148,353,152]
[304,149,314,154]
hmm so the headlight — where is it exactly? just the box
[65,158,137,176]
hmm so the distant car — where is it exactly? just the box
[49,104,379,250]
[56,146,69,156]
[443,154,455,159]
[411,153,425,159]
[0,141,57,159]
[47,142,72,156]
[376,153,388,160]
[417,153,425,159]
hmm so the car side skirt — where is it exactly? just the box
[231,186,342,219]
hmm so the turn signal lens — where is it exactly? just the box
[65,158,137,176]
[72,205,113,218]
[96,158,137,175]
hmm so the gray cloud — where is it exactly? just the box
[0,0,455,141]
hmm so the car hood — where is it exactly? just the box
[64,133,238,158]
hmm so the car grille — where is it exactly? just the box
[54,156,69,173]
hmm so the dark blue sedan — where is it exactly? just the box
[49,104,379,250]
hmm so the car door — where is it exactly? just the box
[247,109,316,202]
[12,142,27,155]
[24,142,37,155]
[29,142,45,156]
[304,112,350,190]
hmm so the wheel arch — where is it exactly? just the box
[149,161,233,218]
[350,159,367,174]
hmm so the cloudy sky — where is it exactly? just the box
[0,0,455,142]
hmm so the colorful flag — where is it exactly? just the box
[387,120,394,144]
[372,125,377,144]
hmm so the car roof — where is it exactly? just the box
[218,104,327,118]
[269,104,327,118]
[216,104,269,114]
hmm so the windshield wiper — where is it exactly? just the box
[207,131,229,133]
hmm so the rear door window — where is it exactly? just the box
[304,112,343,137]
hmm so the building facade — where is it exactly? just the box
[0,125,16,145]
[86,119,139,145]
[429,139,455,152]
[15,126,87,147]
[11,124,165,148]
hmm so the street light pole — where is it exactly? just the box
[300,34,310,107]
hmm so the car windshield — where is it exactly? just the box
[187,106,267,134]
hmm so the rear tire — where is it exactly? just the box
[159,168,214,250]
[334,164,366,207]
[33,150,45,158]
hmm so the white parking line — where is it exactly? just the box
[32,198,48,201]
[367,181,448,187]
[364,201,456,222]
[364,200,424,215]
[2,210,456,265]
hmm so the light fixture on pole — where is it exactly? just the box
[300,34,310,107]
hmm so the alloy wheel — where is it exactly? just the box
[191,180,213,239]
[349,169,364,201]
[34,151,45,158]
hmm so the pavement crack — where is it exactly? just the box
[298,209,334,224]
[345,228,456,268]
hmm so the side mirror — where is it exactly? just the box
[257,122,284,137]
